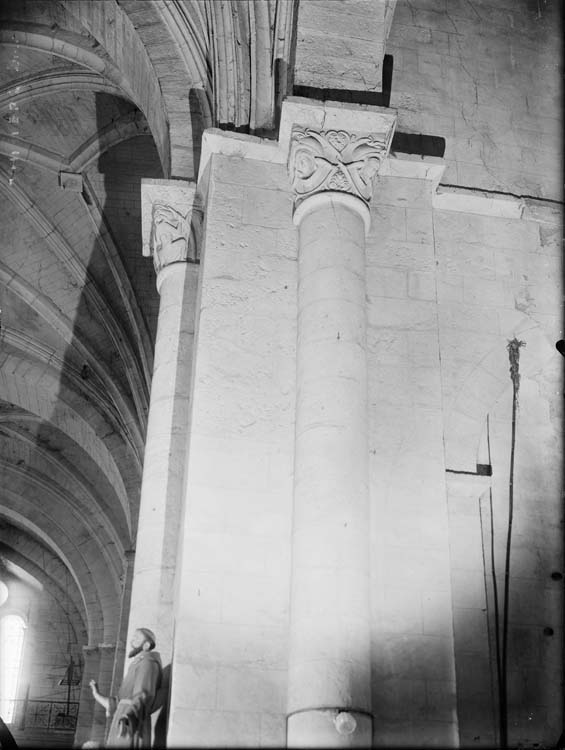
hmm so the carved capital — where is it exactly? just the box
[289,126,392,206]
[141,179,202,277]
[150,203,199,274]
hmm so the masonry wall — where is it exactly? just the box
[166,154,562,747]
[388,0,562,201]
[168,153,297,747]
[379,2,563,743]
[164,4,562,743]
[436,201,562,747]
[364,163,562,747]
[366,174,459,747]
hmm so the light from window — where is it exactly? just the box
[0,614,26,724]
[0,581,7,607]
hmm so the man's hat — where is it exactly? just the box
[137,628,156,650]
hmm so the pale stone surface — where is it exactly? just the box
[168,708,263,748]
[288,710,373,748]
[366,175,460,744]
[279,98,396,171]
[289,128,392,206]
[288,190,372,742]
[1,5,562,750]
[293,0,396,93]
[168,153,296,746]
[141,178,200,263]
[162,90,561,748]
[127,180,200,667]
[388,0,562,201]
[74,645,100,746]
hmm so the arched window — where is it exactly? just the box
[0,614,26,724]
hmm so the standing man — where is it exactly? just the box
[89,628,162,748]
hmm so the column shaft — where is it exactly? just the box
[110,549,135,697]
[127,261,199,665]
[74,646,99,747]
[94,644,116,744]
[288,193,372,747]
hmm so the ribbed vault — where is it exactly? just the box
[0,523,88,646]
[0,0,293,714]
[0,0,165,657]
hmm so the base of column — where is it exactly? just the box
[287,709,373,748]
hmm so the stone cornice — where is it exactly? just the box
[196,122,552,221]
[196,125,443,187]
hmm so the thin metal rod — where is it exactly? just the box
[500,338,525,747]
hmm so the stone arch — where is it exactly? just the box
[0,506,109,644]
[0,18,170,173]
[0,538,88,647]
[0,112,150,176]
[0,457,123,581]
[0,173,150,431]
[0,367,133,538]
[0,268,145,469]
[0,69,124,108]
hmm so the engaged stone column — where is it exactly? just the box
[110,549,135,696]
[127,179,201,665]
[95,643,116,744]
[75,645,99,746]
[282,100,396,747]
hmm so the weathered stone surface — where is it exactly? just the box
[293,0,397,92]
[0,2,561,749]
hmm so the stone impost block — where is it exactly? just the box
[293,0,397,93]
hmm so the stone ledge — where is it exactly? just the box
[197,117,561,224]
[434,186,524,219]
[381,151,445,186]
[198,129,284,185]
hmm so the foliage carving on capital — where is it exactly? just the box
[150,203,200,274]
[289,126,391,205]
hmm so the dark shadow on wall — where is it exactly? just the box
[368,373,564,748]
[88,91,166,747]
[34,90,165,747]
[189,87,209,179]
[0,714,18,750]
[152,663,171,750]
